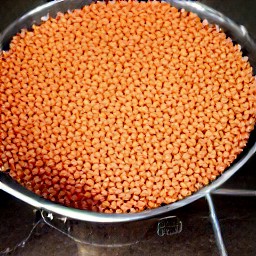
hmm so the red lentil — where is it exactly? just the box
[0,1,255,213]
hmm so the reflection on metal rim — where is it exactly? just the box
[0,0,256,223]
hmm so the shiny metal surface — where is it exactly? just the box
[212,188,256,196]
[0,0,256,223]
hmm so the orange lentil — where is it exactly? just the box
[0,1,255,213]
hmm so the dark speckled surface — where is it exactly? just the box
[0,1,256,255]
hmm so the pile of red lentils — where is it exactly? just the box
[1,1,255,213]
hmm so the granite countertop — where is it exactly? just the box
[0,1,256,255]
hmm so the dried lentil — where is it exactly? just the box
[1,1,256,213]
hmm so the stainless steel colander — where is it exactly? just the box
[0,0,256,223]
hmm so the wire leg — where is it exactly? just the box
[206,193,228,256]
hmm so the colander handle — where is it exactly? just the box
[40,209,182,247]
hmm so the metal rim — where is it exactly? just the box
[0,0,256,223]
